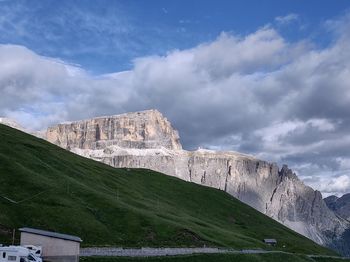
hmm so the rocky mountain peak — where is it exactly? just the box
[46,109,182,150]
[324,195,339,209]
[279,164,298,180]
[325,195,339,203]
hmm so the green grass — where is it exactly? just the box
[312,258,350,262]
[0,124,335,255]
[81,254,312,262]
[81,253,350,262]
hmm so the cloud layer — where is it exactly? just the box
[1,16,350,196]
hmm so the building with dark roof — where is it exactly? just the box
[19,228,82,262]
[263,238,277,246]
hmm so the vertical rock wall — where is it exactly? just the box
[46,109,182,150]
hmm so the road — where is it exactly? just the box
[80,247,349,259]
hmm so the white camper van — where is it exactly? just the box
[0,246,42,262]
[22,246,41,258]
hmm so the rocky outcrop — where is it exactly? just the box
[266,166,347,244]
[46,109,349,255]
[46,110,182,150]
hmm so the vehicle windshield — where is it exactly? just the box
[27,254,36,261]
[20,256,28,262]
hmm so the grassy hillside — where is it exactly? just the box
[82,254,350,262]
[0,124,334,255]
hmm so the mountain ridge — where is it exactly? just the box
[0,123,334,256]
[1,110,349,255]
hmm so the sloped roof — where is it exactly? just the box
[19,228,82,243]
[263,238,277,243]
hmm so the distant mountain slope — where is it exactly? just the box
[0,124,334,255]
[0,117,24,131]
[325,194,350,220]
[0,117,44,138]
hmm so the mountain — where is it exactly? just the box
[325,194,350,220]
[324,194,350,255]
[45,109,350,255]
[0,123,334,256]
[0,117,24,131]
[0,117,45,139]
[46,109,182,150]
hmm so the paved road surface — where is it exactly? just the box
[80,247,349,259]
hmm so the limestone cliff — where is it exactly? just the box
[46,110,182,150]
[46,109,349,254]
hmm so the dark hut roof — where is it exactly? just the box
[19,228,82,243]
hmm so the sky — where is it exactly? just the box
[1,0,350,196]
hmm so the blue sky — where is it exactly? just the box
[1,1,350,195]
[1,0,349,74]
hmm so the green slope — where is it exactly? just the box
[0,124,334,255]
[82,254,350,262]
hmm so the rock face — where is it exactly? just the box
[325,194,350,220]
[324,194,350,256]
[46,110,182,150]
[46,109,349,255]
[266,166,348,244]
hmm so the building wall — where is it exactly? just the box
[20,233,80,262]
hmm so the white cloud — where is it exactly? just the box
[302,174,350,197]
[308,119,336,131]
[1,15,350,195]
[275,13,299,25]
